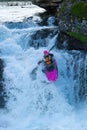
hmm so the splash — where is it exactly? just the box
[0,5,87,130]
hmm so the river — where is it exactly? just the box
[0,2,87,130]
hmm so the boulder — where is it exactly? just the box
[57,31,87,50]
[0,59,5,108]
[28,27,58,48]
[32,0,63,12]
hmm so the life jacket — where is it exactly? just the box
[44,55,52,65]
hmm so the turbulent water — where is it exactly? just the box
[0,2,87,130]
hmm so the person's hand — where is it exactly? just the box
[38,61,42,65]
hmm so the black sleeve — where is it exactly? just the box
[38,60,42,65]
[49,53,54,57]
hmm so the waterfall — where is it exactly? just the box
[0,3,87,130]
[57,50,87,105]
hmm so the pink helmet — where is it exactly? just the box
[43,50,49,56]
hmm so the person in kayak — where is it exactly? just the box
[38,50,55,72]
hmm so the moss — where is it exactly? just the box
[60,3,65,13]
[70,0,76,4]
[67,31,87,43]
[70,2,87,20]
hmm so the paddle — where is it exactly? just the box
[49,44,56,52]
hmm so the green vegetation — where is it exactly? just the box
[70,0,76,4]
[70,2,87,20]
[60,3,66,13]
[67,32,87,43]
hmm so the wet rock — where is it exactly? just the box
[57,31,87,50]
[32,0,63,13]
[28,27,58,49]
[0,59,5,108]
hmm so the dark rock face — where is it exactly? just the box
[57,31,87,51]
[28,27,58,49]
[32,0,63,13]
[0,59,5,108]
[67,39,87,51]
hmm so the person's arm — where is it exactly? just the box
[38,58,44,65]
[38,60,42,65]
[49,53,54,57]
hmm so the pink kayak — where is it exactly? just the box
[45,61,58,82]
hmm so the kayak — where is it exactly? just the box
[45,60,58,82]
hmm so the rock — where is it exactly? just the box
[57,31,87,50]
[0,59,5,108]
[28,27,58,48]
[32,0,63,13]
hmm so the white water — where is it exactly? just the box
[0,2,45,22]
[0,3,87,130]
